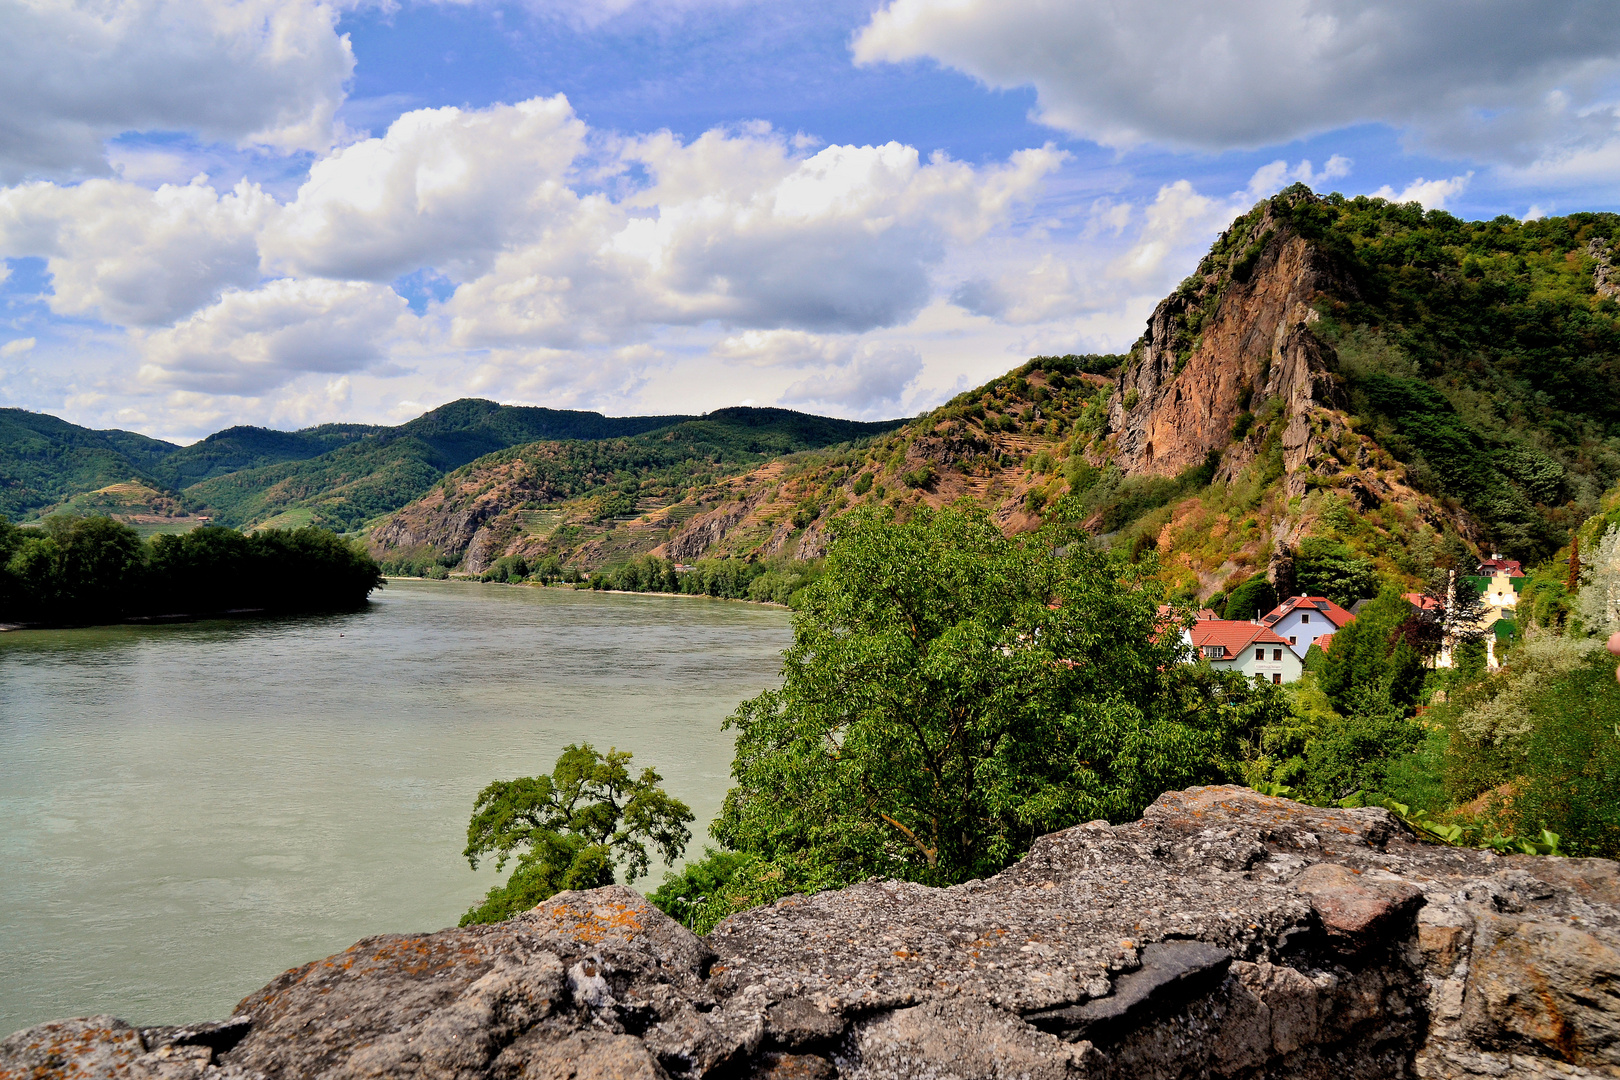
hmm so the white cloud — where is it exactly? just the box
[1370,173,1474,210]
[779,341,923,413]
[1243,156,1352,201]
[1,336,35,356]
[0,0,355,183]
[0,176,272,325]
[264,96,589,282]
[852,0,1620,165]
[443,122,1064,345]
[136,279,412,395]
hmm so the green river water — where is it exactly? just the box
[0,580,792,1035]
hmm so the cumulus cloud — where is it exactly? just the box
[852,0,1620,164]
[0,176,272,325]
[264,96,589,282]
[1370,173,1474,210]
[137,279,411,395]
[714,328,922,414]
[444,122,1063,345]
[948,159,1346,328]
[0,0,354,182]
[779,342,923,413]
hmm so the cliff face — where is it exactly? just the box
[7,787,1618,1080]
[1101,193,1454,536]
[1107,203,1352,481]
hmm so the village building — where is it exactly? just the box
[1259,596,1356,658]
[1184,620,1303,684]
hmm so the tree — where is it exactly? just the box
[460,744,694,925]
[1318,587,1425,716]
[1222,574,1277,621]
[711,503,1272,895]
[1580,525,1620,636]
[1396,569,1488,663]
[1293,538,1376,608]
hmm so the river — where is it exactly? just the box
[0,580,793,1036]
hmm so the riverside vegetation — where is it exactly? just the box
[0,516,384,626]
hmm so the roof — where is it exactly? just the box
[1259,595,1356,629]
[1188,620,1291,659]
[1479,555,1524,577]
[1403,592,1442,612]
[1314,632,1336,653]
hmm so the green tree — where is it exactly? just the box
[1293,538,1376,608]
[1223,574,1278,621]
[711,503,1272,896]
[1318,587,1425,716]
[460,744,694,925]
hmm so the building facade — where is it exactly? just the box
[1186,620,1303,684]
[1260,596,1356,658]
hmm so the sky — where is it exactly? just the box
[2,0,1619,442]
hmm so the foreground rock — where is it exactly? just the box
[6,787,1618,1079]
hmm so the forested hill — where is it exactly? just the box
[0,398,904,534]
[0,408,180,520]
[372,188,1620,607]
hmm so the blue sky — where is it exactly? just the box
[2,0,1618,441]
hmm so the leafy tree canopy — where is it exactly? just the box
[709,503,1286,898]
[461,744,693,925]
[1317,587,1426,717]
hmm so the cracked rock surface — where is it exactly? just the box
[5,786,1618,1079]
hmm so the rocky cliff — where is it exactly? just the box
[1100,192,1449,530]
[7,787,1617,1080]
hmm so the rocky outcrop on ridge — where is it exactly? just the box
[9,786,1617,1080]
[1100,192,1452,533]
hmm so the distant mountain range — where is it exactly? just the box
[0,400,903,531]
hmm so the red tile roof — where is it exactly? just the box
[1479,556,1524,577]
[1188,620,1291,660]
[1260,595,1356,629]
[1314,632,1336,653]
[1403,592,1442,611]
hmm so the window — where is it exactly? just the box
[1289,636,1297,645]
[1202,645,1223,658]
[1300,612,1310,624]
[1272,673,1282,684]
[1255,648,1264,660]
[1273,649,1282,661]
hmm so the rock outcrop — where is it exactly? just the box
[8,786,1617,1080]
[1099,191,1454,535]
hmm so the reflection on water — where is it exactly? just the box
[0,580,791,1034]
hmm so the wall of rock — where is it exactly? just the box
[5,786,1618,1080]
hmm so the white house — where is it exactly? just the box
[1260,596,1357,659]
[1186,620,1304,684]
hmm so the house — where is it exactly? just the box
[1476,570,1520,627]
[1185,620,1303,684]
[1478,553,1524,578]
[1260,596,1357,658]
